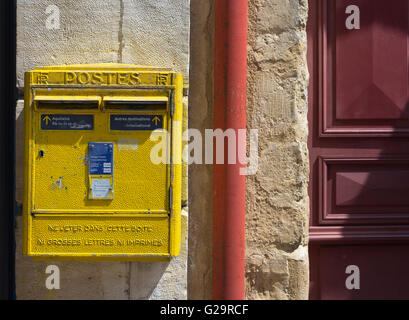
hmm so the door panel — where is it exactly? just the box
[321,158,409,225]
[336,0,409,121]
[308,0,409,299]
[318,0,409,136]
[312,245,409,300]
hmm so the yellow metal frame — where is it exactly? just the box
[23,64,183,261]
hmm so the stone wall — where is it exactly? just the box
[15,0,311,300]
[187,0,310,300]
[16,0,190,300]
[245,0,310,299]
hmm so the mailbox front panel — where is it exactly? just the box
[23,64,183,261]
[33,104,169,212]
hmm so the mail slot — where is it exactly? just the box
[22,63,183,261]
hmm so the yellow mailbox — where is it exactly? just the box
[23,63,183,261]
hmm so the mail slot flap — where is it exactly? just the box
[34,95,101,109]
[103,96,168,110]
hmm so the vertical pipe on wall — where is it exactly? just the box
[213,0,247,300]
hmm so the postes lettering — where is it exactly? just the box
[65,72,141,85]
[35,71,171,86]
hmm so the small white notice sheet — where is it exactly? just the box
[91,179,111,199]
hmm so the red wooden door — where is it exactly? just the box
[308,0,409,299]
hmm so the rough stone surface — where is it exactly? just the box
[187,0,310,300]
[245,0,310,300]
[17,0,120,88]
[15,0,190,300]
[17,0,190,87]
[121,0,190,85]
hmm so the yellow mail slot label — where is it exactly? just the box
[30,215,170,256]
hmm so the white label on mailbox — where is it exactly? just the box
[91,179,111,198]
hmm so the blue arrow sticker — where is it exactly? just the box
[110,115,163,131]
[41,114,94,130]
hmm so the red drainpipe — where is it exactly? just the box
[213,0,248,300]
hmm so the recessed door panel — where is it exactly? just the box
[312,244,409,300]
[320,0,409,136]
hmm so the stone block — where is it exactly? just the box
[17,0,121,87]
